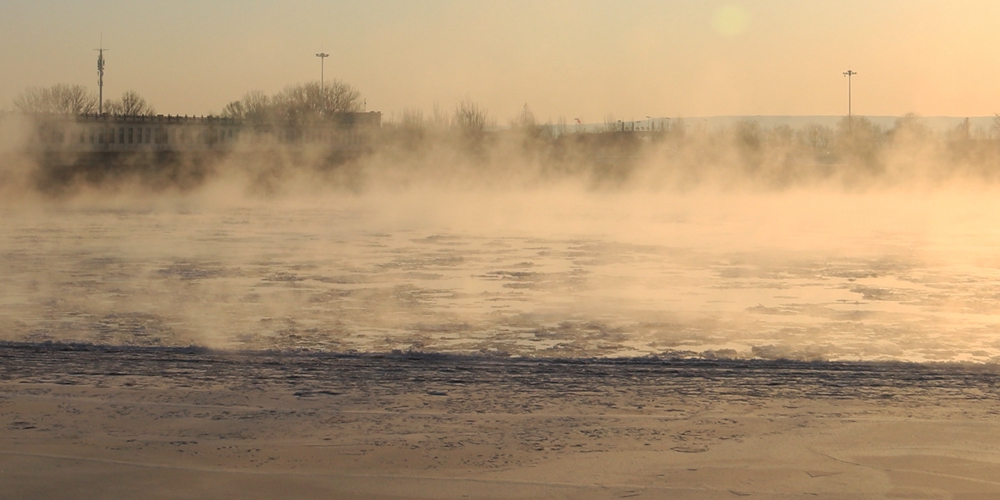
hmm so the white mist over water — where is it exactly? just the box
[3,183,1000,363]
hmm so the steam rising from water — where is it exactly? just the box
[4,115,1000,363]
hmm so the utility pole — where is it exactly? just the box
[95,35,107,115]
[843,69,857,130]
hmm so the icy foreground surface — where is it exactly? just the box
[3,188,1000,363]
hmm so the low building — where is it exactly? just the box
[17,111,382,155]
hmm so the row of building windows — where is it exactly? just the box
[36,126,236,145]
[36,125,366,148]
[75,126,237,145]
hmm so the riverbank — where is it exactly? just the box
[3,343,1000,498]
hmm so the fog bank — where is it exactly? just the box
[4,114,1000,363]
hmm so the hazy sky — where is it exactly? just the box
[2,0,999,122]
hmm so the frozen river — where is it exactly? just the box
[3,187,1000,363]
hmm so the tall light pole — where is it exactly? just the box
[95,36,107,115]
[316,52,330,115]
[315,52,329,91]
[843,69,857,129]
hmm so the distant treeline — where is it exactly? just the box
[378,107,1000,189]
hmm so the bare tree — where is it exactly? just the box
[889,113,931,143]
[221,82,362,123]
[221,90,271,122]
[510,103,538,131]
[454,100,487,137]
[429,103,451,131]
[400,108,425,129]
[220,100,246,120]
[104,90,156,116]
[13,84,98,114]
[602,114,622,133]
[796,123,833,151]
[272,81,363,121]
[835,116,884,166]
[509,103,555,150]
[319,80,363,114]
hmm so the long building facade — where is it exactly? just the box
[9,111,382,156]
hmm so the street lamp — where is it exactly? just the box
[316,52,330,92]
[843,69,857,128]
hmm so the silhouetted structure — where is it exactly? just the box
[19,111,381,154]
[6,111,382,191]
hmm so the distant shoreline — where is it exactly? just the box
[649,115,997,131]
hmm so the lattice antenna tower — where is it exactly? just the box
[95,35,108,115]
